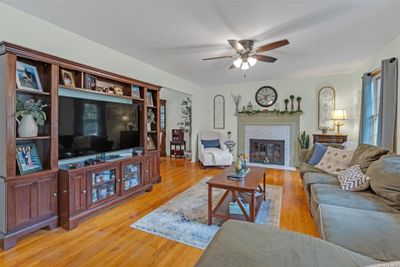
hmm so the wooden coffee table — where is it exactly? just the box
[207,166,266,225]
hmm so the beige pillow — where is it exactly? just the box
[315,146,354,175]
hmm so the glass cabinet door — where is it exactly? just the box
[91,169,117,204]
[122,162,142,192]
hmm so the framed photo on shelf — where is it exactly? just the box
[16,61,43,91]
[147,135,156,150]
[16,143,43,175]
[131,85,141,99]
[61,69,76,87]
[85,74,97,90]
[147,92,154,106]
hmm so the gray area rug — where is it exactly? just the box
[131,176,283,249]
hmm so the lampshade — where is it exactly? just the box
[233,58,242,68]
[331,109,347,120]
[241,61,250,70]
[248,57,257,67]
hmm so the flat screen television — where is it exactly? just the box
[58,96,142,160]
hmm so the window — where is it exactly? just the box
[370,73,381,145]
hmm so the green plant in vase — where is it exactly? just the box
[16,98,47,137]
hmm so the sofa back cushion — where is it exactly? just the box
[368,155,400,210]
[304,143,343,163]
[357,147,390,173]
[201,139,221,149]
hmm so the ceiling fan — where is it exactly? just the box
[203,39,289,70]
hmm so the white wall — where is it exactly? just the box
[353,34,400,152]
[0,3,206,160]
[160,88,191,155]
[203,74,356,155]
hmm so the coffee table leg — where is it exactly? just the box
[208,184,212,225]
[263,172,266,201]
[251,191,256,222]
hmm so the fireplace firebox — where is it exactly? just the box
[249,139,285,165]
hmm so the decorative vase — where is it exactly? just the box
[147,122,152,132]
[235,158,242,174]
[290,99,294,112]
[17,114,38,137]
[297,99,301,111]
[284,100,289,112]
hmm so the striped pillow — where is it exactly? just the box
[338,165,371,191]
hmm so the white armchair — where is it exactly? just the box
[198,131,233,168]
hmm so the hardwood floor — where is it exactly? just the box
[0,157,318,267]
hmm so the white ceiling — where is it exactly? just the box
[3,0,400,86]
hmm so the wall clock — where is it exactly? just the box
[255,86,278,107]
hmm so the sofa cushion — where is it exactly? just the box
[303,173,340,206]
[196,220,380,267]
[311,184,398,214]
[299,162,325,179]
[304,143,344,163]
[319,204,400,262]
[350,144,375,165]
[368,155,400,210]
[309,143,328,165]
[337,165,371,191]
[315,146,354,175]
[357,147,390,173]
[201,139,220,149]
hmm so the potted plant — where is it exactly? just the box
[147,109,155,132]
[178,97,192,160]
[16,98,47,137]
[298,131,310,162]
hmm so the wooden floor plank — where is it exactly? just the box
[0,157,318,266]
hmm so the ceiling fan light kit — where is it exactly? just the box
[203,39,289,71]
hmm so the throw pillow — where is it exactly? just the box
[308,143,327,165]
[357,146,390,173]
[201,139,220,149]
[337,165,371,191]
[368,155,400,210]
[315,146,354,175]
[304,143,343,163]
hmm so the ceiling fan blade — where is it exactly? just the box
[203,55,233,61]
[229,63,236,69]
[228,40,245,53]
[255,39,289,53]
[254,54,278,63]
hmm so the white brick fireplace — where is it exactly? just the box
[245,125,291,166]
[236,113,301,167]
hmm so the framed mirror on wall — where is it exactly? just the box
[318,86,336,130]
[214,94,225,129]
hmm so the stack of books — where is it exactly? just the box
[227,168,250,181]
[229,196,250,215]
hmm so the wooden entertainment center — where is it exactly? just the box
[0,42,161,249]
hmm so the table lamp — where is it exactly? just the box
[331,109,347,134]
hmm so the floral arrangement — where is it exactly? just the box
[16,98,47,126]
[238,108,303,116]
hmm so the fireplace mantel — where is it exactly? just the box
[236,113,300,167]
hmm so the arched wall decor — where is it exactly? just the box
[318,86,336,130]
[214,94,225,129]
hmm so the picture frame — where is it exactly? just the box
[61,69,76,87]
[85,74,97,90]
[131,85,141,99]
[16,61,43,91]
[147,92,154,106]
[16,143,43,175]
[213,94,225,129]
[147,135,156,150]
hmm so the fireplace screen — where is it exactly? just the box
[249,139,285,165]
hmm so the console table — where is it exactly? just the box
[313,134,348,144]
